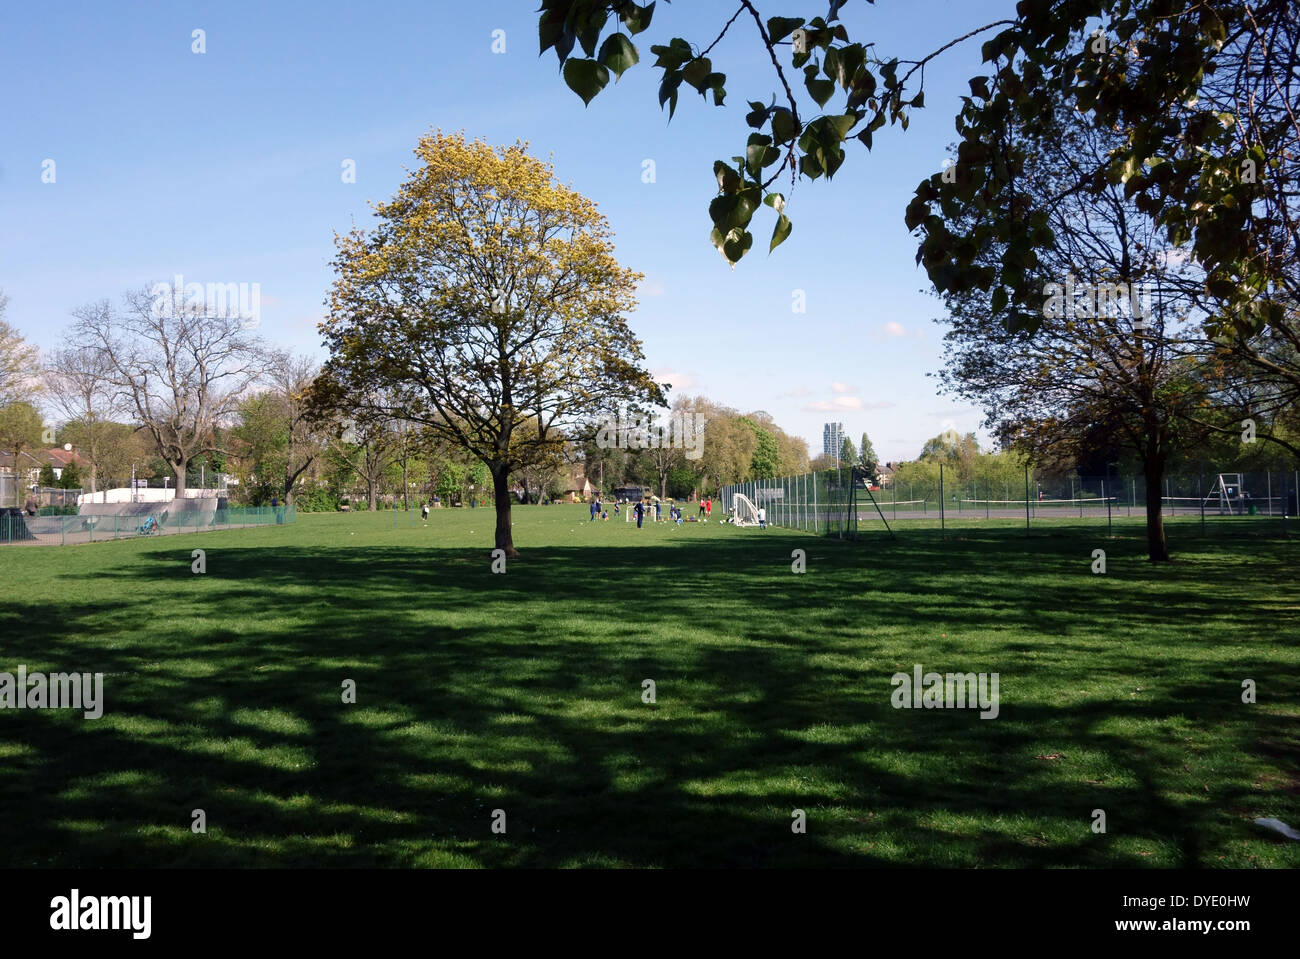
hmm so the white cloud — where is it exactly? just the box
[637,278,667,297]
[804,397,897,412]
[884,321,906,337]
[830,381,859,394]
[653,368,695,391]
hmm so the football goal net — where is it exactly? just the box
[729,493,761,526]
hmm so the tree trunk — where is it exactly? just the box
[173,460,188,500]
[367,479,377,510]
[491,463,517,556]
[1143,456,1170,562]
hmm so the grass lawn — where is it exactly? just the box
[0,505,1296,868]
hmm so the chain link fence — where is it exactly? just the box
[723,466,1299,541]
[1,504,295,546]
[721,467,865,538]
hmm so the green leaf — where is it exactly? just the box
[598,33,639,79]
[576,9,608,58]
[714,160,742,194]
[650,37,693,70]
[745,134,776,178]
[769,213,792,252]
[835,44,866,89]
[709,226,753,266]
[539,6,575,64]
[767,17,804,43]
[969,76,991,100]
[619,1,656,35]
[746,100,772,129]
[563,58,610,106]
[771,108,800,144]
[804,65,835,107]
[658,71,682,118]
[709,192,757,233]
[763,192,786,214]
[681,56,712,91]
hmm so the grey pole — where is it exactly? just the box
[1199,465,1205,534]
[812,470,818,535]
[1024,464,1031,534]
[939,463,945,537]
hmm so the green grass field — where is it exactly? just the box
[1,506,1297,868]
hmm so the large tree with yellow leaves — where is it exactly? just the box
[317,132,663,556]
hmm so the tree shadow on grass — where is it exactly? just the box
[0,529,1296,867]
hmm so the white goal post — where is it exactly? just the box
[729,493,761,526]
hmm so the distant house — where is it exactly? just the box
[1,448,90,487]
[41,447,91,480]
[0,450,43,486]
[878,462,897,487]
[0,448,91,509]
[561,474,596,503]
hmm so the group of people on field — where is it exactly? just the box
[597,495,713,528]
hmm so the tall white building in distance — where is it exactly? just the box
[823,422,845,459]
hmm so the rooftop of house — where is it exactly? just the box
[0,448,93,471]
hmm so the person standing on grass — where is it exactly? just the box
[590,498,598,521]
[654,501,661,522]
[705,497,712,521]
[421,501,430,521]
[634,500,644,528]
[698,496,706,518]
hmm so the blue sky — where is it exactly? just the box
[0,0,1015,462]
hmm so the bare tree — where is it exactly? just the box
[44,344,119,494]
[267,351,327,505]
[646,435,682,503]
[72,288,267,499]
[325,411,400,510]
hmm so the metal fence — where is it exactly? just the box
[721,467,865,538]
[1,505,296,546]
[723,466,1299,541]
